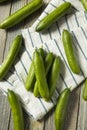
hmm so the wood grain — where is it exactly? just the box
[5,0,27,129]
[77,83,87,130]
[0,1,11,130]
[0,0,85,130]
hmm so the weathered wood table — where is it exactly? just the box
[0,0,87,130]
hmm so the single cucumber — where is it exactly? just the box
[44,52,54,75]
[25,48,44,91]
[80,0,87,11]
[0,0,43,29]
[0,35,22,80]
[54,88,71,130]
[48,56,60,100]
[25,62,36,91]
[33,50,49,100]
[83,79,87,100]
[7,89,24,130]
[62,29,80,74]
[35,2,71,32]
[33,82,40,97]
[34,52,54,97]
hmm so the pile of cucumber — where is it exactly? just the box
[26,48,60,101]
[0,0,87,130]
[0,28,86,130]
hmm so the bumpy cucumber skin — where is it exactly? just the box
[36,2,71,32]
[33,50,49,101]
[48,56,60,100]
[25,62,36,91]
[34,81,40,97]
[0,35,22,79]
[0,0,43,28]
[62,29,80,74]
[25,48,44,91]
[34,52,54,97]
[7,90,24,130]
[54,88,70,130]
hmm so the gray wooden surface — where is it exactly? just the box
[0,0,87,130]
